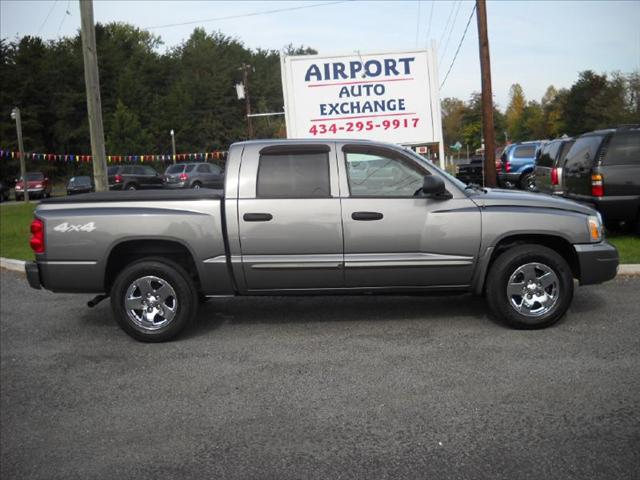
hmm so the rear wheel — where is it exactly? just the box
[110,258,198,342]
[125,183,138,191]
[192,181,202,189]
[486,244,573,329]
[520,172,536,192]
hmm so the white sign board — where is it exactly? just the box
[281,49,443,148]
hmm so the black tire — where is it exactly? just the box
[485,244,573,329]
[110,258,198,342]
[519,172,536,192]
[125,183,138,191]
[191,181,202,190]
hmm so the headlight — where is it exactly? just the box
[587,214,604,242]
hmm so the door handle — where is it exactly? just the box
[352,211,383,221]
[243,213,273,222]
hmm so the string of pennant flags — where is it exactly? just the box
[0,149,228,163]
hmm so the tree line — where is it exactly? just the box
[0,23,314,179]
[442,70,640,154]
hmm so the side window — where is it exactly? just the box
[257,152,330,198]
[513,145,537,158]
[539,142,560,167]
[558,140,575,163]
[603,132,640,166]
[564,136,603,172]
[122,166,134,174]
[197,164,210,173]
[143,166,156,175]
[345,150,427,197]
[210,164,222,174]
[185,164,196,173]
[134,166,146,175]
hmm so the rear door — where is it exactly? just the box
[598,130,640,196]
[338,143,481,288]
[237,143,344,291]
[209,163,225,189]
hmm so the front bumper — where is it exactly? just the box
[25,261,42,289]
[574,242,619,285]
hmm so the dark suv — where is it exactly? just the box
[563,126,640,232]
[163,162,224,189]
[533,137,575,195]
[107,165,163,190]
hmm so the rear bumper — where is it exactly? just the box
[163,182,188,189]
[25,261,42,289]
[574,242,619,286]
[565,193,640,222]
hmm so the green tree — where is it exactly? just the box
[505,83,526,141]
[106,100,153,154]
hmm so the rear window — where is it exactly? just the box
[558,140,575,164]
[537,143,559,167]
[513,145,537,158]
[257,152,330,198]
[603,132,640,166]
[70,176,91,185]
[25,173,44,181]
[563,135,603,169]
[107,166,120,175]
[166,164,185,174]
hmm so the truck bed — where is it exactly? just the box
[40,188,224,204]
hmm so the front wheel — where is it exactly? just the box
[485,244,573,329]
[110,258,198,342]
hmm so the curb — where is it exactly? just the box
[2,256,640,276]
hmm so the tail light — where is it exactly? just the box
[179,173,189,181]
[30,218,45,254]
[551,167,559,185]
[495,160,502,172]
[114,174,123,184]
[505,161,511,173]
[591,173,604,197]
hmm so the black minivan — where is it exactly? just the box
[562,125,640,232]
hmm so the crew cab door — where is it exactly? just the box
[237,143,344,291]
[338,143,481,288]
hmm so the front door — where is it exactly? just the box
[338,144,481,288]
[238,143,344,291]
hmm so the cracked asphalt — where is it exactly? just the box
[1,269,639,479]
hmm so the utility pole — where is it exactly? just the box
[240,63,254,139]
[79,0,108,191]
[476,0,497,187]
[170,129,176,164]
[10,107,28,202]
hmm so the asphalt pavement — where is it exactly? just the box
[1,269,639,479]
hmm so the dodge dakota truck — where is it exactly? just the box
[25,139,619,341]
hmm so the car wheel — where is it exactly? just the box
[110,258,198,342]
[520,172,536,192]
[125,183,137,191]
[192,182,202,189]
[485,244,573,329]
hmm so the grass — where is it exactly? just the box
[1,201,639,263]
[0,202,37,261]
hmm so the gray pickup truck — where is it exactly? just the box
[25,139,619,341]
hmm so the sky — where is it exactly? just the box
[1,0,639,109]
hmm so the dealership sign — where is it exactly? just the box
[281,49,443,146]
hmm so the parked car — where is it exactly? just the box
[533,138,575,195]
[107,165,163,190]
[14,172,52,200]
[26,139,617,342]
[66,176,94,195]
[455,154,484,185]
[562,125,640,232]
[163,162,224,189]
[498,141,545,191]
[0,180,10,202]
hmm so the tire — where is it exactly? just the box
[485,244,573,329]
[110,258,198,342]
[125,183,138,191]
[192,182,202,190]
[519,172,536,192]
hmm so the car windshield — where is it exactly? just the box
[70,176,91,185]
[24,173,44,181]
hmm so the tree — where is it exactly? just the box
[505,83,526,141]
[106,100,152,153]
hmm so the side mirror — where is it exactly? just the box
[422,175,452,200]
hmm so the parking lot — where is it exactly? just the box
[1,269,639,479]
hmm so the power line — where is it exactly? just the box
[56,0,72,37]
[440,3,476,89]
[145,1,350,30]
[36,0,59,37]
[439,0,463,65]
[437,0,457,47]
[425,0,435,44]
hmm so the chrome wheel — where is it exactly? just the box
[506,262,559,317]
[124,275,178,331]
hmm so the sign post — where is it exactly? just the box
[281,49,444,168]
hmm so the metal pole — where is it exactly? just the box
[476,0,497,187]
[11,107,28,202]
[242,64,254,139]
[79,0,108,192]
[170,129,176,164]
